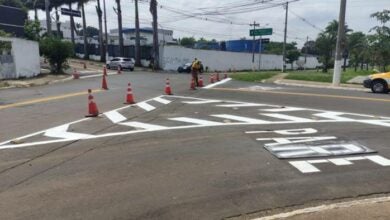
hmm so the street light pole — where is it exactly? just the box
[250,21,259,71]
[103,0,109,62]
[332,0,347,86]
[282,2,289,72]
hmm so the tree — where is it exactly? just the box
[83,26,99,38]
[347,32,368,71]
[286,49,301,69]
[134,0,141,66]
[78,0,90,59]
[369,10,390,72]
[24,19,41,41]
[264,41,297,55]
[301,40,318,55]
[39,36,74,73]
[114,0,124,56]
[180,37,196,48]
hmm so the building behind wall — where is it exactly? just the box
[0,5,27,37]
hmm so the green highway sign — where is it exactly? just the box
[250,28,273,36]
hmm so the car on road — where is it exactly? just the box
[363,72,390,93]
[106,57,135,71]
[177,62,204,73]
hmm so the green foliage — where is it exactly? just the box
[369,9,390,72]
[84,26,99,38]
[285,69,374,83]
[286,49,301,69]
[24,19,41,41]
[348,32,368,71]
[180,37,196,48]
[264,41,297,55]
[301,40,318,55]
[39,36,74,73]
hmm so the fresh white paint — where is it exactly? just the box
[246,128,318,135]
[182,100,221,104]
[262,113,314,122]
[262,107,306,112]
[169,117,223,126]
[120,122,168,131]
[289,161,321,173]
[212,114,269,123]
[137,102,156,112]
[44,124,93,139]
[203,78,232,89]
[153,97,171,104]
[217,103,267,108]
[257,137,337,147]
[104,110,127,123]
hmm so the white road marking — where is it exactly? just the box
[203,78,231,89]
[257,137,337,147]
[216,103,266,108]
[365,155,390,166]
[153,97,171,104]
[262,107,306,112]
[359,120,390,127]
[211,114,269,123]
[289,161,320,173]
[328,158,353,166]
[345,156,366,161]
[246,128,317,135]
[314,112,356,121]
[120,122,168,131]
[182,100,221,104]
[104,110,127,123]
[137,102,156,111]
[169,117,223,126]
[262,113,314,122]
[44,124,94,139]
[307,159,328,164]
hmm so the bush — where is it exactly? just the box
[39,37,74,74]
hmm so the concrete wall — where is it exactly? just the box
[160,46,320,71]
[0,37,40,79]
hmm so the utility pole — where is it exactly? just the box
[304,36,308,63]
[45,0,51,36]
[69,3,75,46]
[250,21,259,71]
[96,0,105,62]
[282,2,289,72]
[332,0,347,86]
[115,0,124,57]
[258,36,262,71]
[150,0,159,70]
[103,0,109,62]
[135,0,141,66]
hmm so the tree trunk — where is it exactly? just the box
[116,0,124,57]
[150,0,159,69]
[343,57,347,71]
[55,6,61,38]
[366,63,368,71]
[134,0,141,66]
[45,0,51,36]
[69,4,75,47]
[354,63,357,72]
[96,0,105,62]
[34,8,38,21]
[81,3,88,60]
[360,62,363,70]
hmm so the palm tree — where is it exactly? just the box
[134,0,141,66]
[115,0,124,56]
[78,0,90,59]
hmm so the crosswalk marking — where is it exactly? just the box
[328,158,353,166]
[289,161,321,173]
[153,97,171,104]
[366,155,390,166]
[44,124,93,139]
[169,117,223,126]
[120,122,168,130]
[211,114,269,123]
[261,113,314,122]
[137,102,156,111]
[104,110,127,123]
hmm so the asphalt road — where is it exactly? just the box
[0,72,389,220]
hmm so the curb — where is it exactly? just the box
[275,80,369,92]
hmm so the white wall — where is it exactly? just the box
[0,37,40,79]
[160,46,320,71]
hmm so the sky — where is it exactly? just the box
[32,0,389,47]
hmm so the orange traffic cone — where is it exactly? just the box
[198,75,204,87]
[210,74,215,84]
[190,78,196,90]
[117,65,122,74]
[73,69,80,79]
[86,89,99,117]
[165,78,173,95]
[216,72,220,81]
[102,73,108,90]
[124,83,136,104]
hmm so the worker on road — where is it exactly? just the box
[191,58,201,86]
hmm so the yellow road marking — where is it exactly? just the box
[0,89,103,110]
[210,87,390,103]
